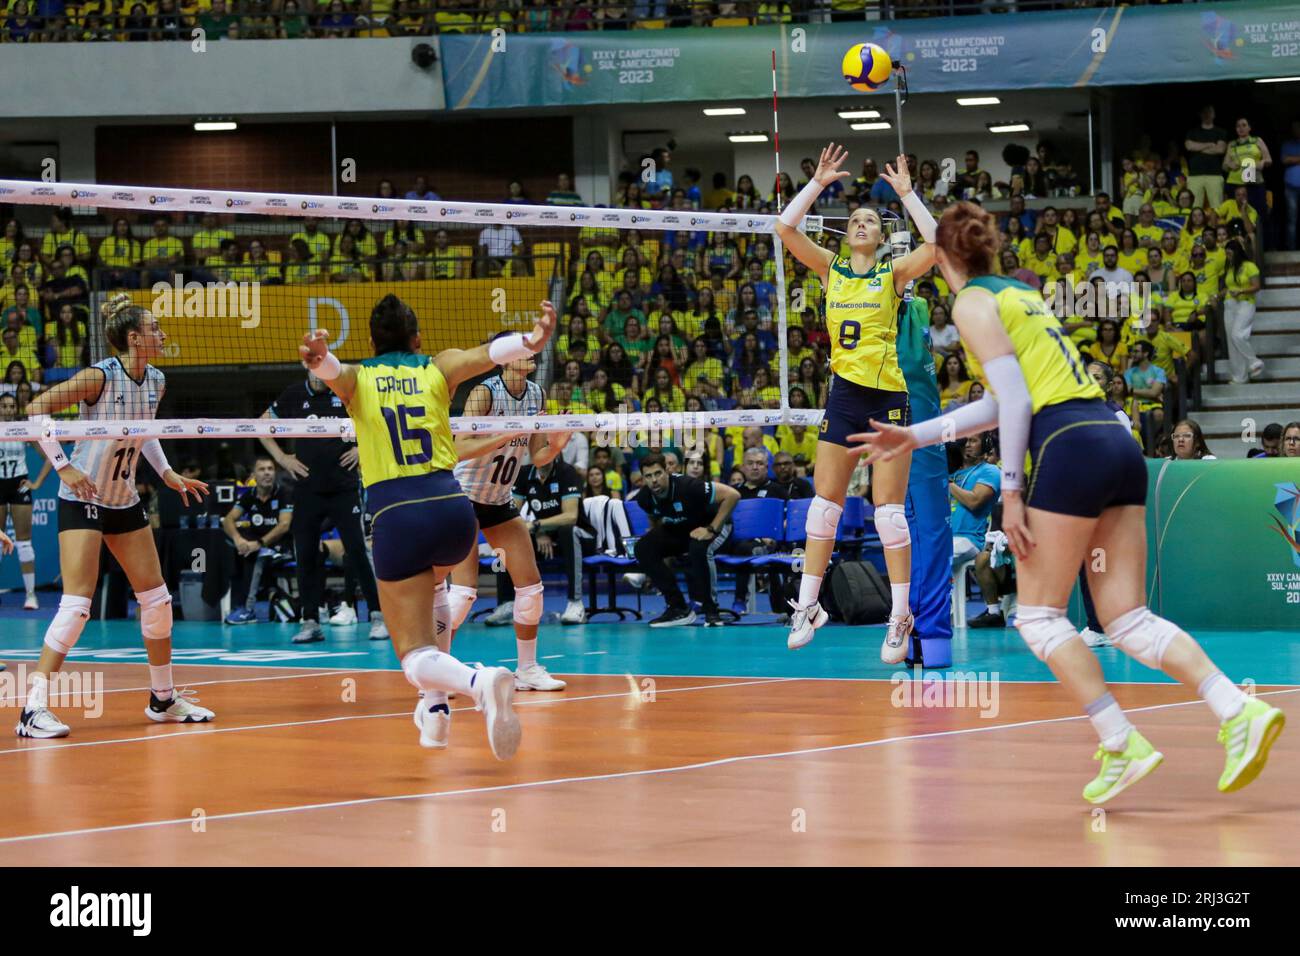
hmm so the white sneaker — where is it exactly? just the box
[329,604,358,626]
[145,689,215,723]
[787,600,828,650]
[474,667,521,760]
[23,592,38,611]
[622,572,648,590]
[881,613,915,665]
[368,611,389,641]
[16,706,69,738]
[560,599,586,625]
[515,661,566,691]
[1080,627,1110,648]
[413,697,450,749]
[1249,359,1265,379]
[485,601,514,627]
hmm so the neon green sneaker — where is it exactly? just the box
[1217,698,1286,793]
[1082,730,1163,805]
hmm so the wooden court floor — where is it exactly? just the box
[0,662,1295,866]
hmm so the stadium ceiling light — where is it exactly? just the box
[1255,75,1300,84]
[837,109,881,120]
[194,121,237,132]
[849,122,892,131]
[728,132,769,143]
[704,107,747,116]
[957,96,1001,106]
[987,122,1031,133]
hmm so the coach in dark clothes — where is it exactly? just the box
[259,371,384,643]
[631,452,740,628]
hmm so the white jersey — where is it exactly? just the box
[0,439,27,481]
[58,357,164,509]
[453,376,544,506]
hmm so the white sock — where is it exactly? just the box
[797,573,822,608]
[424,690,449,712]
[402,646,477,697]
[1198,671,1247,723]
[27,673,49,711]
[517,638,537,669]
[986,603,1000,614]
[150,665,174,701]
[22,572,34,595]
[1086,692,1134,752]
[890,583,910,618]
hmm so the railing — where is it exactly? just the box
[0,0,1215,44]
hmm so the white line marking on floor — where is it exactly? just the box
[4,687,1292,846]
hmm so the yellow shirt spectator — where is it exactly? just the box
[334,231,378,260]
[1225,260,1261,304]
[777,424,818,463]
[192,227,234,265]
[142,235,185,267]
[1133,223,1163,248]
[40,228,91,263]
[290,228,332,265]
[98,236,142,269]
[1215,198,1258,229]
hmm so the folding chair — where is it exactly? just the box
[583,498,649,620]
[715,497,785,620]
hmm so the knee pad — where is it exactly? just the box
[1105,607,1182,670]
[1015,605,1077,662]
[43,595,91,655]
[806,496,843,541]
[15,539,34,564]
[513,582,545,626]
[401,645,438,690]
[136,584,173,641]
[873,503,911,551]
[447,584,477,631]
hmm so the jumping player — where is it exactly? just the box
[774,144,938,662]
[18,293,214,738]
[0,392,52,609]
[298,294,557,758]
[851,202,1285,803]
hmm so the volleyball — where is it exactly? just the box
[842,42,893,92]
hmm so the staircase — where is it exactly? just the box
[1199,251,1300,458]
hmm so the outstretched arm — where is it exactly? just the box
[298,330,359,404]
[435,300,558,394]
[773,142,846,281]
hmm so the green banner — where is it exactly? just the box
[441,3,1300,110]
[1146,458,1300,630]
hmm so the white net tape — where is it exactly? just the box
[1,178,818,440]
[1,409,827,442]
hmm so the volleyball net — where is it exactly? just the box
[0,178,863,478]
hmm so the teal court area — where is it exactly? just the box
[1,598,1296,687]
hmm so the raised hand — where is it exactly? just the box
[814,143,853,189]
[527,301,559,352]
[299,329,331,369]
[880,153,913,197]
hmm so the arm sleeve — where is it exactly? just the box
[141,439,170,478]
[982,354,1034,492]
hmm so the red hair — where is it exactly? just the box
[936,201,1000,277]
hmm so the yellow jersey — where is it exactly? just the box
[825,254,903,392]
[958,276,1103,414]
[349,352,458,488]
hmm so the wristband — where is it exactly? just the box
[311,351,342,381]
[32,416,71,472]
[488,333,539,366]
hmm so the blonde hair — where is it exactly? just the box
[101,292,151,352]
